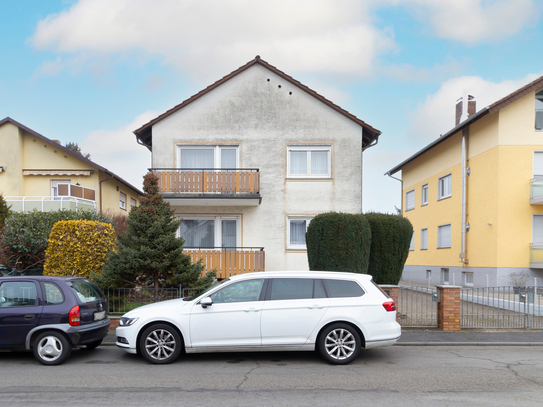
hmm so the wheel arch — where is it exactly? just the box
[27,327,71,350]
[136,320,185,355]
[315,321,366,350]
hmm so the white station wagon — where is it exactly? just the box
[116,271,401,365]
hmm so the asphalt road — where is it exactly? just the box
[1,345,542,406]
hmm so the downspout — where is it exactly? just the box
[461,128,468,264]
[99,174,115,214]
[385,172,403,214]
[361,131,381,212]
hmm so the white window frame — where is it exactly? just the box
[286,145,332,179]
[177,216,241,248]
[421,228,428,250]
[437,223,451,248]
[442,268,450,284]
[119,192,127,210]
[405,189,415,211]
[536,88,543,131]
[532,214,543,244]
[438,174,452,200]
[463,272,474,287]
[421,183,428,206]
[287,216,314,250]
[533,151,543,179]
[409,231,415,251]
[177,145,240,169]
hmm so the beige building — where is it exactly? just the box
[0,117,142,215]
[134,56,381,278]
[387,76,543,287]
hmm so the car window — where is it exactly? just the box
[42,282,65,305]
[314,279,326,298]
[0,281,38,307]
[69,280,104,304]
[270,278,315,300]
[323,279,365,298]
[209,279,265,304]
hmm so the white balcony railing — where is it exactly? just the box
[4,196,97,213]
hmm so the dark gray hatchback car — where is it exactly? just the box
[0,276,109,365]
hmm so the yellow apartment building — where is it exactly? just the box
[0,117,142,215]
[387,76,543,287]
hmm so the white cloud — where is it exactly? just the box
[80,112,157,190]
[403,0,541,44]
[409,73,542,144]
[29,0,396,81]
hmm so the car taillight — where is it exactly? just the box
[69,306,81,326]
[382,301,396,312]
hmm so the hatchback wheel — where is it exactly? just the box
[318,323,361,365]
[139,324,182,364]
[33,331,72,366]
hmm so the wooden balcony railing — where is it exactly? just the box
[152,169,259,195]
[185,247,265,279]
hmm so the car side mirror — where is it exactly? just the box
[200,297,213,309]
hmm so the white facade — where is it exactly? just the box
[141,60,378,272]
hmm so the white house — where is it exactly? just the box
[134,56,380,278]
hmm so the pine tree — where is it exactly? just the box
[95,172,214,291]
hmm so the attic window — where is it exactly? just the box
[536,89,543,131]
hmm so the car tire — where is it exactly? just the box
[139,324,182,364]
[318,323,361,365]
[33,331,72,366]
[83,339,103,350]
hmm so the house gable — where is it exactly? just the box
[134,56,380,151]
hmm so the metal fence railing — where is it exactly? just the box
[461,286,543,329]
[396,286,438,327]
[103,287,182,314]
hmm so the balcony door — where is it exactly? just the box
[533,215,543,244]
[179,216,240,249]
[178,146,239,170]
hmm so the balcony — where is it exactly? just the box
[4,196,97,213]
[530,244,543,268]
[184,247,265,279]
[530,177,543,204]
[152,168,261,206]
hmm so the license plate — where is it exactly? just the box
[94,311,106,321]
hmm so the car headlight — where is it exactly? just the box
[119,317,139,327]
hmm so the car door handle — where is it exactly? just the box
[308,305,326,309]
[244,308,260,312]
[24,315,35,320]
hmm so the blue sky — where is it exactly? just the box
[2,0,543,212]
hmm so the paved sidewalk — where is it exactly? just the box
[102,328,543,347]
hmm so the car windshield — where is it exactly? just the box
[69,280,104,303]
[182,279,229,301]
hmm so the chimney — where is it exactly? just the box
[455,95,476,126]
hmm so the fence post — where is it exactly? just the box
[436,285,461,331]
[380,285,399,322]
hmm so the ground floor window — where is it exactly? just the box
[178,216,240,248]
[442,268,450,284]
[463,272,474,286]
[287,216,314,250]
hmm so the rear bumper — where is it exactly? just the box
[66,318,110,346]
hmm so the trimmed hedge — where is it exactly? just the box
[44,220,117,278]
[365,212,413,285]
[306,212,371,273]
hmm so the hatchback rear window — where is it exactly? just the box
[323,279,365,298]
[69,280,104,304]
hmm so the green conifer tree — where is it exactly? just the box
[95,172,214,290]
[0,194,10,229]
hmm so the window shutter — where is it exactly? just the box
[534,152,543,178]
[533,215,543,243]
[406,190,415,210]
